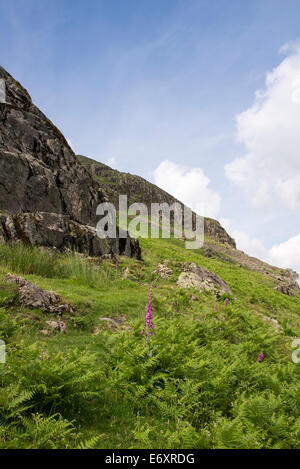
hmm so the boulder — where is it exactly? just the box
[98,316,125,326]
[45,320,67,333]
[97,316,129,331]
[5,273,72,313]
[152,262,173,279]
[177,262,232,295]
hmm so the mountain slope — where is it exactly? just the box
[76,154,236,248]
[76,154,299,292]
[1,234,300,448]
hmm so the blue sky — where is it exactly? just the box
[1,0,300,274]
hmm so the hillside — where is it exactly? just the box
[0,67,300,449]
[1,235,300,448]
[76,154,299,292]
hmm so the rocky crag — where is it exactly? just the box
[77,155,299,293]
[77,155,236,248]
[0,66,140,258]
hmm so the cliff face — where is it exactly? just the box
[0,67,140,258]
[77,155,237,248]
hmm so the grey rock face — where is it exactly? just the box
[0,66,140,258]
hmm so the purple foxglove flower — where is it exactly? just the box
[141,286,154,337]
[257,352,264,363]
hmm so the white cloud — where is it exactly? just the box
[154,160,221,218]
[276,176,300,212]
[269,234,300,276]
[225,42,300,211]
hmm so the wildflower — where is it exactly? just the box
[214,304,218,312]
[141,286,154,337]
[225,298,229,307]
[257,352,264,363]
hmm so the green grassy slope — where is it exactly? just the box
[1,238,300,448]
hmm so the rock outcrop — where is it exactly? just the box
[152,261,173,279]
[273,284,295,296]
[5,273,73,313]
[0,66,140,258]
[177,262,232,295]
[0,211,140,257]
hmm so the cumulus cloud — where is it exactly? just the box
[269,234,300,276]
[225,42,300,211]
[154,160,221,218]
